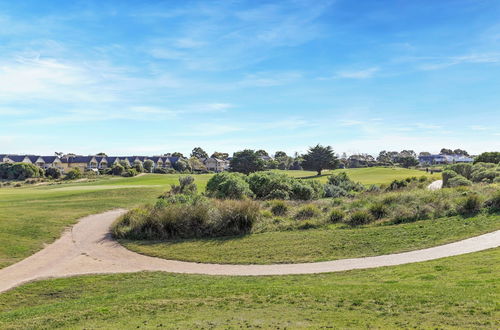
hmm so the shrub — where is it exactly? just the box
[45,167,62,179]
[134,162,144,173]
[168,176,197,195]
[346,210,373,226]
[270,200,288,216]
[447,163,473,179]
[295,205,319,219]
[328,209,345,223]
[122,168,138,177]
[64,168,82,180]
[387,179,408,190]
[442,170,458,187]
[484,190,500,212]
[368,203,388,219]
[0,163,43,180]
[206,172,253,199]
[471,170,497,183]
[248,172,292,199]
[456,194,483,215]
[327,172,364,192]
[324,185,349,198]
[111,164,124,175]
[111,198,260,240]
[447,175,472,187]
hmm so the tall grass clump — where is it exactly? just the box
[270,200,289,216]
[346,210,373,226]
[112,197,260,240]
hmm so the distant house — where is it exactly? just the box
[418,154,474,165]
[0,154,183,173]
[204,158,230,172]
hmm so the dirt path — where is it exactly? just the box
[1,209,499,294]
[428,179,443,190]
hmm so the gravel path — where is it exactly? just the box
[1,209,499,294]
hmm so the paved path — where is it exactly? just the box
[428,179,443,190]
[1,209,499,294]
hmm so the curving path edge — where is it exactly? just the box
[1,209,499,294]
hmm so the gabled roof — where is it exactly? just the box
[5,155,30,162]
[42,156,59,163]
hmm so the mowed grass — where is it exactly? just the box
[121,214,500,264]
[0,248,498,329]
[275,167,440,185]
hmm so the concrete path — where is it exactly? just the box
[428,179,443,190]
[1,209,499,294]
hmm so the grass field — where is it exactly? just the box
[275,167,440,185]
[0,248,498,329]
[121,214,500,264]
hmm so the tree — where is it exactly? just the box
[119,159,130,169]
[274,151,287,158]
[419,151,431,156]
[474,152,500,164]
[453,149,469,156]
[440,148,453,155]
[171,152,184,158]
[173,158,191,172]
[143,160,154,173]
[191,147,208,159]
[301,144,339,176]
[188,157,207,172]
[229,149,266,174]
[211,152,229,160]
[255,149,269,157]
[96,152,107,156]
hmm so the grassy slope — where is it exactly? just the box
[121,214,500,264]
[0,248,498,329]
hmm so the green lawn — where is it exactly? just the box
[0,248,498,329]
[273,167,440,185]
[121,214,500,264]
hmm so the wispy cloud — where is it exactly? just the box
[336,67,379,79]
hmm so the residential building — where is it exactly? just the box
[204,157,230,172]
[418,154,474,165]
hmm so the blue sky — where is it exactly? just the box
[1,0,499,156]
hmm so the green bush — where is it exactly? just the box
[167,176,197,195]
[206,172,253,199]
[442,170,458,187]
[111,198,260,239]
[447,175,472,187]
[328,209,345,223]
[111,164,124,175]
[484,190,500,212]
[248,172,292,199]
[368,203,388,219]
[471,170,497,183]
[387,179,408,190]
[0,163,44,180]
[456,194,483,215]
[324,185,349,198]
[295,205,319,219]
[122,168,138,177]
[44,167,61,179]
[64,168,82,180]
[447,163,473,179]
[270,200,289,216]
[346,210,373,226]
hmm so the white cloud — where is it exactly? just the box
[336,67,379,79]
